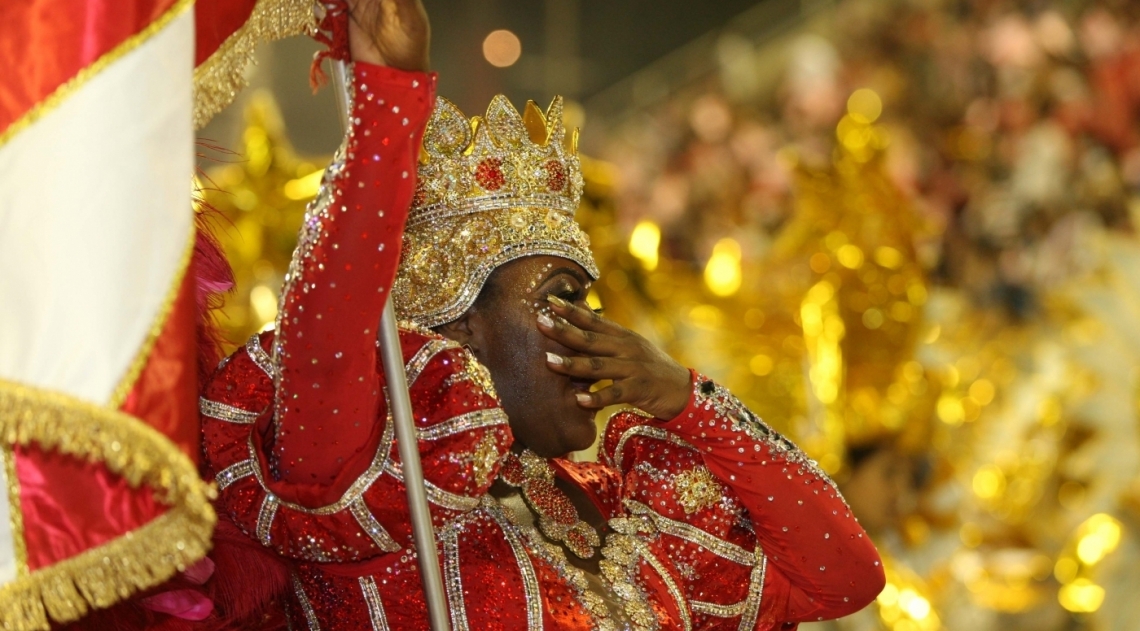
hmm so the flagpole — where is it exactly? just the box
[331,58,452,631]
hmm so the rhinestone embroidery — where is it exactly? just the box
[416,408,508,441]
[349,498,401,553]
[215,459,256,491]
[359,576,391,631]
[736,550,767,631]
[625,500,754,566]
[292,574,321,631]
[440,518,471,631]
[256,494,280,546]
[245,333,278,378]
[199,397,261,424]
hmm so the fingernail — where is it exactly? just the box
[546,294,568,307]
[545,352,564,365]
[575,393,593,405]
[537,313,554,328]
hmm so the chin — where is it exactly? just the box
[561,412,598,454]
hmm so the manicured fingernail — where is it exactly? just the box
[537,313,554,328]
[575,393,593,405]
[545,352,564,365]
[546,294,568,307]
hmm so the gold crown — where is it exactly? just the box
[393,95,598,328]
[409,95,583,225]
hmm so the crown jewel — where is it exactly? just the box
[393,95,598,328]
[410,95,583,225]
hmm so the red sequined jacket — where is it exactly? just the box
[200,62,885,631]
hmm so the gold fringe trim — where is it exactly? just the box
[0,0,193,149]
[108,228,195,409]
[0,381,217,630]
[1,447,27,580]
[192,0,318,130]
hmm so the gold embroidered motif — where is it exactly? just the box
[598,533,660,631]
[673,466,722,515]
[471,431,501,484]
[691,598,746,618]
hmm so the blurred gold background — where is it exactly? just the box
[197,1,1140,629]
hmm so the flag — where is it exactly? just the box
[0,0,312,627]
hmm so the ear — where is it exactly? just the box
[434,311,477,348]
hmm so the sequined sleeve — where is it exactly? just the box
[270,62,436,493]
[603,370,885,627]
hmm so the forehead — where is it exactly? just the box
[494,255,590,288]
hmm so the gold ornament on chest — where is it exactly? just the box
[499,450,602,559]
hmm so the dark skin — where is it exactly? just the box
[435,256,692,572]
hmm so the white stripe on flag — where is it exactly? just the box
[0,11,194,405]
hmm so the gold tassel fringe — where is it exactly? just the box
[0,380,218,630]
[193,0,318,130]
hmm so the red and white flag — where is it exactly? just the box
[0,0,312,627]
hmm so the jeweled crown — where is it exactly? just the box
[409,95,583,225]
[393,95,598,328]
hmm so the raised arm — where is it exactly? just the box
[270,0,433,491]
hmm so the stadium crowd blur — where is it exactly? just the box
[585,1,1140,630]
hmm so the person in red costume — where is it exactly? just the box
[198,0,887,629]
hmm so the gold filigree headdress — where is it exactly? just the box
[393,95,599,327]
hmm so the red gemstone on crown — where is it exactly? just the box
[543,160,567,191]
[475,158,506,190]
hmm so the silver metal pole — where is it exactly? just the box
[331,59,452,631]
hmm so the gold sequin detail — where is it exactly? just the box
[471,431,501,483]
[673,466,723,515]
[192,0,316,130]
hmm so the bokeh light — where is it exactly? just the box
[704,238,742,296]
[629,220,661,270]
[483,30,522,68]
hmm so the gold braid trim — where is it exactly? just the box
[108,228,195,409]
[193,0,318,130]
[0,380,217,630]
[0,0,193,149]
[1,447,28,580]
